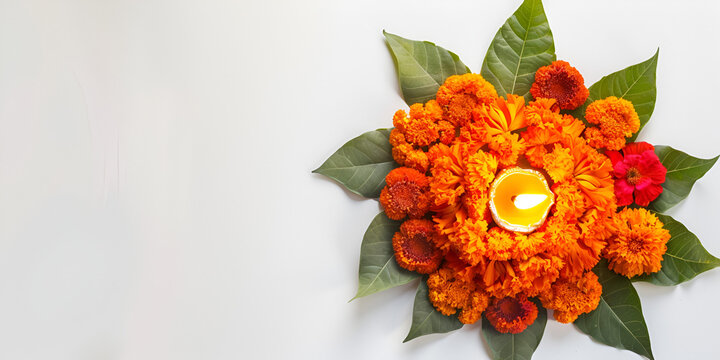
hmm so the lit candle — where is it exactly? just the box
[488,167,555,233]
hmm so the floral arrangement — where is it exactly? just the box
[313,0,718,358]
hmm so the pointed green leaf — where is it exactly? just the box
[634,214,720,285]
[649,145,718,213]
[313,129,397,198]
[353,213,419,300]
[384,31,470,106]
[571,50,658,141]
[481,298,547,360]
[575,260,654,360]
[481,0,555,102]
[404,279,462,342]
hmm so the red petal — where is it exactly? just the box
[638,151,667,183]
[614,180,635,206]
[635,183,663,206]
[606,150,624,167]
[623,142,655,156]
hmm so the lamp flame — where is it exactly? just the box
[512,194,548,210]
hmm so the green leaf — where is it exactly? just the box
[481,0,555,102]
[313,129,397,198]
[384,31,471,106]
[352,213,419,300]
[635,213,720,286]
[571,50,658,141]
[404,279,463,342]
[481,298,547,360]
[575,260,654,360]
[649,145,718,213]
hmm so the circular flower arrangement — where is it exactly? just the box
[314,0,719,358]
[382,69,668,331]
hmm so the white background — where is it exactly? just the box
[0,0,719,359]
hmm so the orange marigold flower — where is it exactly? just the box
[429,144,466,209]
[604,208,670,277]
[540,271,602,323]
[512,231,548,260]
[485,296,539,334]
[475,94,527,137]
[542,144,574,182]
[436,73,498,126]
[524,144,550,168]
[392,219,442,274]
[485,227,517,261]
[379,167,430,220]
[546,217,601,281]
[525,98,560,126]
[389,129,430,173]
[514,255,563,297]
[579,207,617,243]
[489,132,526,166]
[389,128,406,147]
[459,118,490,145]
[463,188,492,222]
[552,181,587,221]
[438,210,489,266]
[556,114,586,139]
[530,60,589,110]
[482,259,519,298]
[465,150,498,192]
[437,120,456,145]
[427,266,488,322]
[391,143,429,173]
[404,149,430,173]
[393,101,442,147]
[566,137,615,209]
[458,290,491,324]
[584,96,640,151]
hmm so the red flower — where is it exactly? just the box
[607,142,667,206]
[484,296,538,334]
[530,60,589,110]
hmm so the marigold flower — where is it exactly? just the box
[579,208,617,243]
[556,114,586,139]
[475,94,527,137]
[437,210,489,266]
[540,271,602,323]
[584,96,640,150]
[514,255,563,297]
[546,217,602,281]
[489,132,526,166]
[606,142,667,206]
[604,208,670,277]
[485,296,538,334]
[566,137,615,209]
[511,231,548,260]
[543,144,574,182]
[388,128,406,147]
[427,266,488,323]
[437,120,456,145]
[379,167,430,220]
[436,73,498,126]
[525,97,560,126]
[465,150,498,192]
[391,143,429,173]
[552,181,587,221]
[393,101,442,147]
[530,60,589,110]
[458,290,491,324]
[392,219,442,274]
[485,227,519,261]
[482,259,519,298]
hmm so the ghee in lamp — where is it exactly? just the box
[489,167,554,233]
